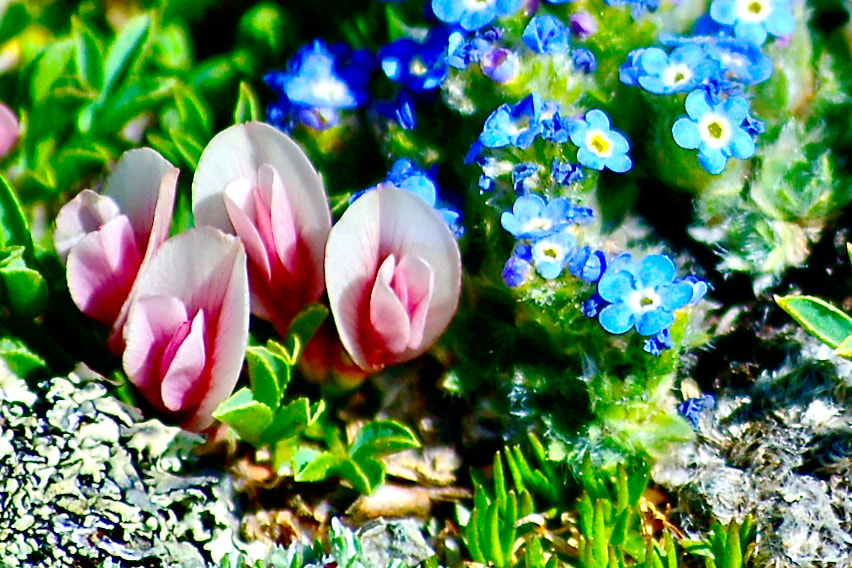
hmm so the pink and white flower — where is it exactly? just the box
[192,122,331,335]
[325,185,462,372]
[53,148,178,353]
[122,227,249,432]
[0,102,18,158]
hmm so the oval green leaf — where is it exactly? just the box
[775,294,852,348]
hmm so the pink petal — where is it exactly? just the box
[54,190,121,262]
[102,148,178,254]
[263,163,299,270]
[66,215,143,326]
[126,227,249,431]
[159,309,207,412]
[224,177,272,281]
[370,255,411,355]
[394,254,434,349]
[123,294,189,411]
[326,187,461,372]
[0,102,18,158]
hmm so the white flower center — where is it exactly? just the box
[409,57,428,77]
[629,289,661,314]
[465,0,495,11]
[312,78,350,104]
[664,64,693,87]
[524,217,552,234]
[698,113,731,149]
[585,129,612,157]
[736,0,770,23]
[533,239,566,263]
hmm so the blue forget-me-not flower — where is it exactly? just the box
[480,94,545,149]
[634,44,717,94]
[596,253,696,336]
[522,14,570,54]
[380,29,449,92]
[709,0,795,45]
[532,230,576,279]
[569,109,632,173]
[672,89,755,174]
[432,0,524,31]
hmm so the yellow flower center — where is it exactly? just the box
[586,130,612,157]
[737,0,769,22]
[698,113,731,149]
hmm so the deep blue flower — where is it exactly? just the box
[374,91,418,130]
[643,328,674,355]
[503,246,533,288]
[678,394,716,428]
[501,193,577,239]
[672,89,755,174]
[432,0,524,31]
[511,162,539,193]
[710,0,795,45]
[551,159,585,185]
[481,48,520,83]
[569,109,632,173]
[541,105,571,144]
[264,40,375,130]
[522,15,570,54]
[741,112,765,137]
[532,230,576,279]
[383,158,464,236]
[380,30,449,92]
[567,246,607,283]
[572,48,597,73]
[635,45,717,94]
[596,254,695,336]
[480,94,545,149]
[582,293,605,318]
[447,28,500,69]
[619,48,645,86]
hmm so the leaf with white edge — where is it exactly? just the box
[775,294,852,348]
[284,303,328,362]
[32,39,75,103]
[0,175,32,256]
[336,457,379,494]
[261,397,325,444]
[294,448,341,482]
[349,419,421,461]
[245,345,289,409]
[234,81,261,123]
[212,387,273,445]
[73,16,104,91]
[0,247,48,317]
[102,14,151,100]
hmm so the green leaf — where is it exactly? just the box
[32,39,76,103]
[262,398,325,444]
[102,14,151,100]
[234,81,261,123]
[294,448,340,482]
[0,247,48,317]
[152,23,191,70]
[593,500,609,568]
[245,345,289,408]
[170,129,204,169]
[0,3,30,45]
[499,491,517,565]
[351,456,385,492]
[0,175,32,254]
[335,457,375,494]
[486,500,505,568]
[494,453,507,507]
[212,387,274,445]
[775,294,852,348]
[96,76,179,133]
[724,522,742,568]
[73,17,104,91]
[237,2,287,55]
[349,419,420,461]
[466,507,485,563]
[284,303,329,362]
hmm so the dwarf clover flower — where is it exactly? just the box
[635,45,717,94]
[672,89,755,174]
[596,254,695,336]
[522,15,570,54]
[380,30,449,92]
[710,0,795,45]
[432,0,525,31]
[532,230,576,279]
[569,109,632,173]
[480,94,544,149]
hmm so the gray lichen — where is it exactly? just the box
[654,333,852,567]
[0,361,244,567]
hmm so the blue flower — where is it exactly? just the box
[511,162,539,193]
[383,158,464,237]
[672,89,755,175]
[522,15,570,54]
[710,0,795,45]
[635,45,717,94]
[569,109,632,173]
[532,230,576,279]
[380,30,449,92]
[572,48,597,73]
[480,48,520,83]
[596,254,695,336]
[503,243,533,287]
[480,94,544,149]
[501,193,576,239]
[551,159,585,185]
[567,246,607,283]
[661,35,773,85]
[643,328,674,355]
[432,0,524,31]
[374,91,418,130]
[678,394,716,428]
[264,40,375,130]
[447,28,500,69]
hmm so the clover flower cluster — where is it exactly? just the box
[620,0,794,173]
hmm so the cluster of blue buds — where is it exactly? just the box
[620,0,795,173]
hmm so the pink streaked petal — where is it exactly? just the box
[160,309,207,412]
[129,227,249,432]
[224,177,271,280]
[103,148,178,251]
[66,215,142,326]
[261,163,298,271]
[370,255,410,355]
[394,254,434,349]
[0,102,18,158]
[122,294,189,411]
[54,190,122,262]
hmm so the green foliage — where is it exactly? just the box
[682,518,756,568]
[0,175,47,316]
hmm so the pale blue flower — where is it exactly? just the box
[532,230,576,279]
[569,109,632,173]
[636,45,717,94]
[710,0,795,45]
[432,0,524,31]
